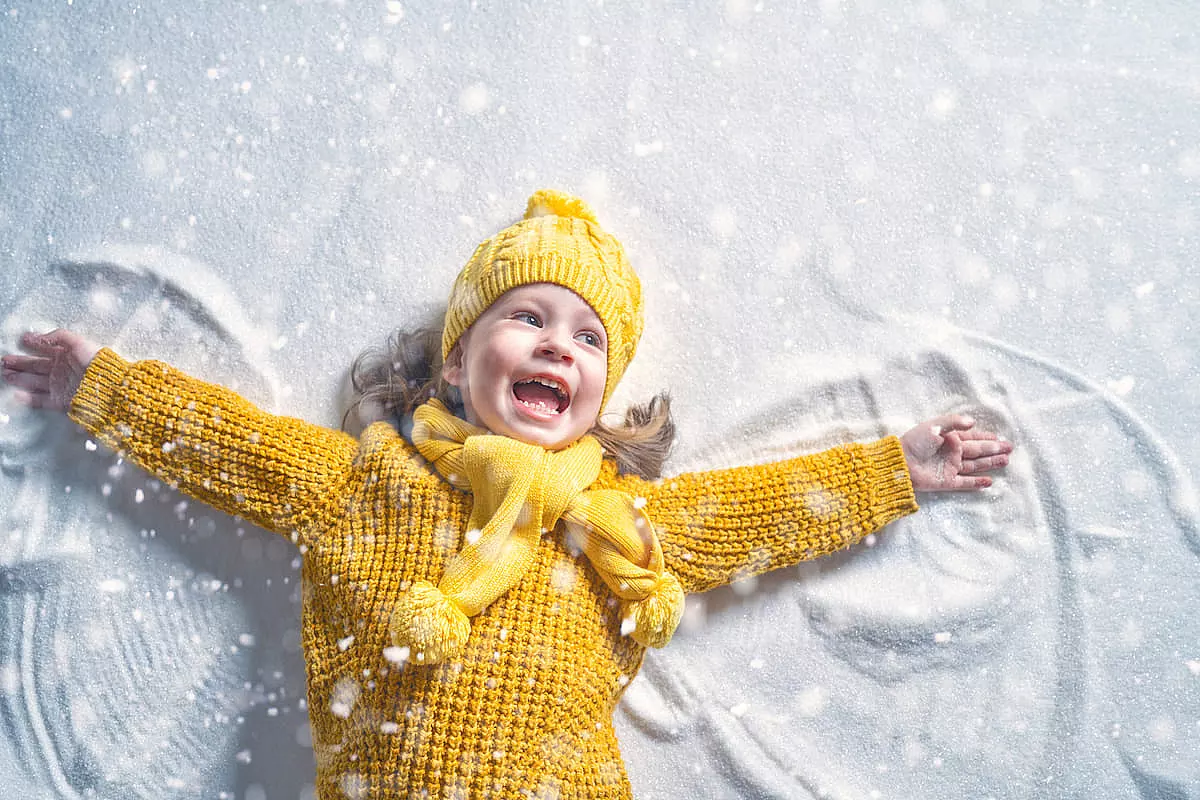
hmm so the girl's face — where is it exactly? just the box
[443,283,608,450]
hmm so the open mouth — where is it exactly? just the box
[512,376,570,415]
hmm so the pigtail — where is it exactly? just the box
[591,393,676,480]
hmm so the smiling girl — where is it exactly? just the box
[444,283,609,450]
[1,190,1011,799]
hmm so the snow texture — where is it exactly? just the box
[1,2,1197,798]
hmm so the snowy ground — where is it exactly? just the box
[1,2,1197,798]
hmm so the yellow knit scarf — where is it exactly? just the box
[390,399,684,664]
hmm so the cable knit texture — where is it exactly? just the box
[70,348,918,800]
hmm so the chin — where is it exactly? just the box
[500,406,590,450]
[506,420,585,451]
[515,429,575,451]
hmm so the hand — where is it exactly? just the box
[2,329,103,412]
[900,414,1012,492]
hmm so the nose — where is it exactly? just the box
[538,326,574,363]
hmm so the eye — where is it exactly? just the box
[513,311,542,327]
[575,331,603,349]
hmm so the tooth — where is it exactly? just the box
[529,377,563,393]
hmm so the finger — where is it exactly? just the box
[960,454,1010,474]
[951,475,993,491]
[956,429,998,442]
[1,354,54,375]
[23,391,63,411]
[19,330,70,356]
[936,414,976,433]
[961,439,1012,459]
[1,368,51,393]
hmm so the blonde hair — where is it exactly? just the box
[345,325,675,480]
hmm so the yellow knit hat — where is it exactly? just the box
[442,190,643,409]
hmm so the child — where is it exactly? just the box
[1,190,1011,799]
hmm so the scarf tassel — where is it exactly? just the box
[390,581,471,664]
[622,572,684,649]
[393,573,685,663]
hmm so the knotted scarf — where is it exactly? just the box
[390,399,684,664]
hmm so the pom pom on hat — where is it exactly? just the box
[622,572,684,649]
[390,580,472,664]
[524,189,600,225]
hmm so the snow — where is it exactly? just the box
[1,2,1198,799]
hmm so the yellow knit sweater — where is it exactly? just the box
[69,348,918,799]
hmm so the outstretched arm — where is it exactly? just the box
[900,414,1011,492]
[609,416,1012,594]
[608,436,919,594]
[4,329,359,539]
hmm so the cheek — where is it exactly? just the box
[581,359,608,405]
[468,339,511,380]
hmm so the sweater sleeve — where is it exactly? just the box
[68,347,360,538]
[610,437,918,594]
